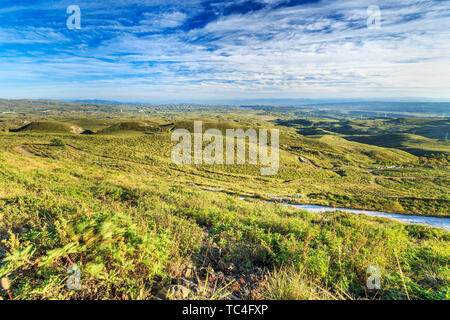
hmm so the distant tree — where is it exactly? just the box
[50,138,66,147]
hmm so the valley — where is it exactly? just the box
[0,100,448,300]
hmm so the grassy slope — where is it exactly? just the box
[0,110,449,300]
[4,119,448,217]
[11,121,75,133]
[0,135,448,300]
[348,133,450,156]
[282,117,450,156]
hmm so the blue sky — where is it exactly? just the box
[0,0,449,103]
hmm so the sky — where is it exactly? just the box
[0,0,449,103]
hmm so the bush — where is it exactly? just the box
[50,138,66,147]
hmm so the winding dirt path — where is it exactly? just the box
[13,145,35,157]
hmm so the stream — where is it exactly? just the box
[243,198,450,231]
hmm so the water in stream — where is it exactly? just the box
[283,203,450,231]
[241,197,450,231]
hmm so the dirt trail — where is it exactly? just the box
[13,145,35,157]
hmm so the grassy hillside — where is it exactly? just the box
[347,133,450,156]
[0,132,448,300]
[10,121,82,134]
[0,101,448,300]
[96,121,160,135]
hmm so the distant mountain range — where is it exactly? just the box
[63,98,450,106]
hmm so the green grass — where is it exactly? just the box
[278,117,450,156]
[96,121,160,135]
[0,102,449,300]
[347,133,450,156]
[11,121,76,133]
[0,165,448,299]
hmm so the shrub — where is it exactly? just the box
[50,138,66,147]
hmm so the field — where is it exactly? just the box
[0,100,449,300]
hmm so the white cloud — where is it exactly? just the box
[140,11,187,29]
[0,0,449,100]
